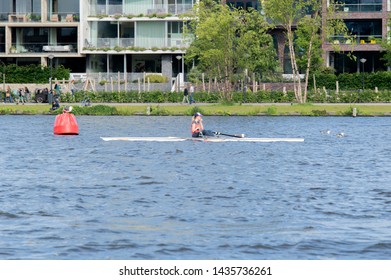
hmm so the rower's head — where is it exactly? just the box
[194,112,202,118]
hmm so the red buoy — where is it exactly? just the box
[53,107,79,135]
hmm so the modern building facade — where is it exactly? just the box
[323,0,389,73]
[0,0,389,82]
[0,0,193,81]
[0,0,83,70]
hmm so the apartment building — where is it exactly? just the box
[323,0,389,73]
[0,0,194,81]
[0,0,389,81]
[0,0,84,71]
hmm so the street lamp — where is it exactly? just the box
[176,55,182,75]
[360,58,366,91]
[176,55,182,91]
[48,54,54,93]
[0,60,5,92]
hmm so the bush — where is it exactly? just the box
[71,105,119,115]
[144,74,168,83]
[3,64,70,83]
[311,72,391,91]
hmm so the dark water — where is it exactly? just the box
[1,115,391,260]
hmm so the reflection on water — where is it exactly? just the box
[1,115,391,259]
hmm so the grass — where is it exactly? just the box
[1,103,391,116]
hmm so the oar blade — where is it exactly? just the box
[215,132,246,138]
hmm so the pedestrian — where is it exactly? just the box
[16,88,25,105]
[189,83,195,104]
[4,86,12,103]
[54,81,61,96]
[24,86,30,102]
[70,80,76,98]
[182,85,189,104]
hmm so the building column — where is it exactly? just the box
[41,56,48,67]
[5,26,11,54]
[41,0,47,22]
[161,54,173,80]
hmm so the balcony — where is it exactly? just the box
[336,3,382,13]
[43,45,74,52]
[89,3,193,17]
[86,37,188,51]
[1,13,41,22]
[9,43,78,54]
[329,35,382,45]
[0,12,80,23]
[47,13,80,22]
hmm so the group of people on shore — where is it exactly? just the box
[3,86,30,104]
[2,80,74,106]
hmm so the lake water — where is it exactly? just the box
[1,115,391,260]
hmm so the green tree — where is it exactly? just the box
[381,18,391,67]
[236,7,278,78]
[264,0,350,103]
[185,1,276,99]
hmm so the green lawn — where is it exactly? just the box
[1,103,391,116]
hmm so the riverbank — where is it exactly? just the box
[1,102,391,116]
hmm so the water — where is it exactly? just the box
[1,115,391,260]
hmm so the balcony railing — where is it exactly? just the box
[47,13,80,22]
[328,35,382,45]
[9,43,78,54]
[0,12,80,22]
[1,13,41,22]
[87,37,188,50]
[336,4,382,13]
[89,4,193,16]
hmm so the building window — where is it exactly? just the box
[345,19,382,43]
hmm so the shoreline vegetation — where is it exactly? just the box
[1,103,391,116]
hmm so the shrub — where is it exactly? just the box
[71,105,119,115]
[266,106,278,115]
[3,64,70,83]
[144,74,168,83]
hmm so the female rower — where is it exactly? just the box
[191,112,215,137]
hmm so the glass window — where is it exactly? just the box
[0,1,12,14]
[0,27,5,52]
[89,54,107,73]
[345,19,382,37]
[98,22,118,38]
[58,0,79,13]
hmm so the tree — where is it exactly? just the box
[381,18,391,67]
[236,7,279,78]
[263,0,350,103]
[185,1,276,99]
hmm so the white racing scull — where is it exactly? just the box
[100,137,304,143]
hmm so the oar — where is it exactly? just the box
[214,131,246,138]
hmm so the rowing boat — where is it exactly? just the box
[100,137,304,143]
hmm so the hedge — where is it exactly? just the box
[57,89,391,104]
[312,72,391,90]
[1,64,70,83]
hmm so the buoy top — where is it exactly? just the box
[63,106,73,113]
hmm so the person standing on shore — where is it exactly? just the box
[4,86,13,103]
[70,80,76,98]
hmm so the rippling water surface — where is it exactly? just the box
[1,115,391,260]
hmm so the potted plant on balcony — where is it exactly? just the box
[368,36,376,44]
